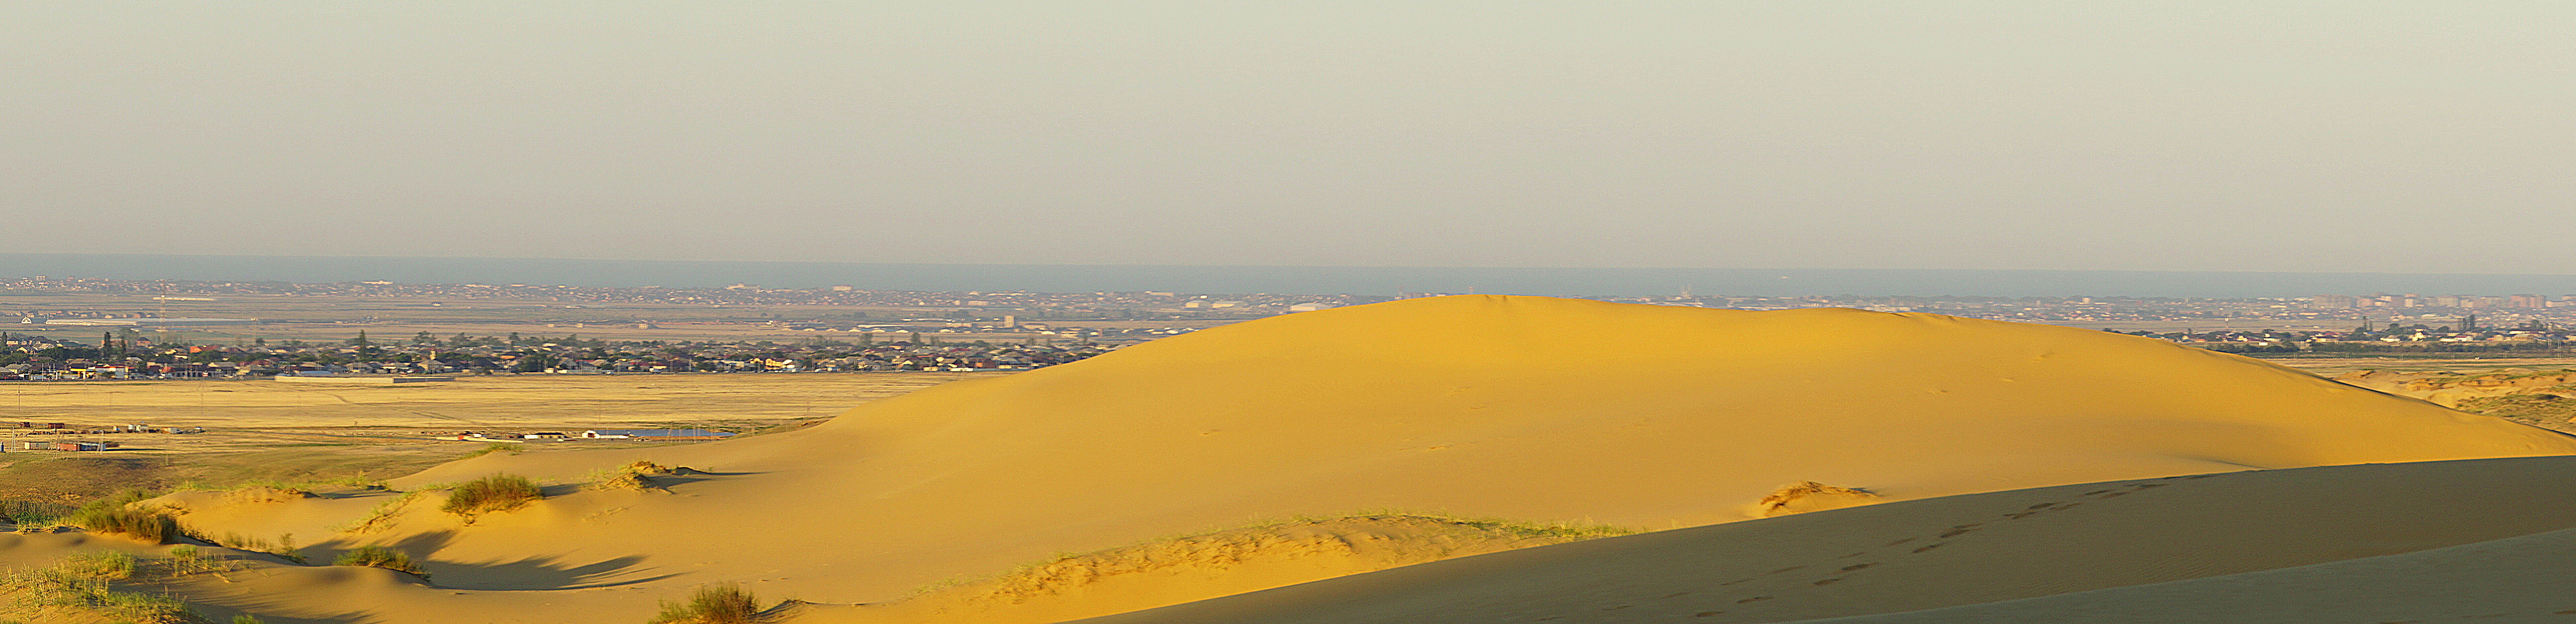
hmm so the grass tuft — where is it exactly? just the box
[439,474,544,519]
[1,552,204,623]
[648,583,770,624]
[333,545,429,579]
[64,551,136,580]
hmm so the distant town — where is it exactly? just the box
[7,276,2576,380]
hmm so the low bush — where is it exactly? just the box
[440,474,543,518]
[649,583,768,624]
[66,491,180,543]
[332,546,428,579]
[0,499,77,527]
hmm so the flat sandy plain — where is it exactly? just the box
[0,373,997,501]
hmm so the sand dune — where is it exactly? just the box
[1065,455,2576,624]
[108,296,2576,622]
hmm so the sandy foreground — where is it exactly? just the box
[5,295,2574,624]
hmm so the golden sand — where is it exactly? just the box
[19,296,2573,624]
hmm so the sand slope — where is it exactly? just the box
[152,295,2576,622]
[1066,455,2576,624]
[1806,527,2576,623]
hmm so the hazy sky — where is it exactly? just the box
[6,2,2572,272]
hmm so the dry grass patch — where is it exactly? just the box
[333,545,428,580]
[439,474,543,520]
[461,442,524,459]
[1,551,205,624]
[2457,394,2576,425]
[648,583,772,624]
[912,511,1637,604]
[197,531,305,564]
[588,460,694,492]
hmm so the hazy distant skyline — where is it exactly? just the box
[7,2,2572,272]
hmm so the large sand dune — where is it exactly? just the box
[1065,455,2576,624]
[129,296,2576,623]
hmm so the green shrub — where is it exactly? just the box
[333,545,428,579]
[440,474,543,518]
[0,499,77,527]
[234,615,266,624]
[649,583,768,624]
[66,492,180,543]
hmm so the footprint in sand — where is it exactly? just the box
[1736,596,1773,603]
[1661,592,1691,598]
[1842,563,1874,571]
[1695,612,1723,617]
[1812,578,1843,585]
[1913,543,1947,553]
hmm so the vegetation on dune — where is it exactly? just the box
[0,499,76,529]
[193,531,304,564]
[0,551,206,624]
[648,583,771,624]
[66,489,182,543]
[64,551,136,580]
[2456,394,2576,425]
[337,491,424,534]
[333,545,429,579]
[588,460,690,492]
[461,442,524,459]
[912,511,1638,600]
[439,474,544,519]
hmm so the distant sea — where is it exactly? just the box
[4,254,2574,299]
